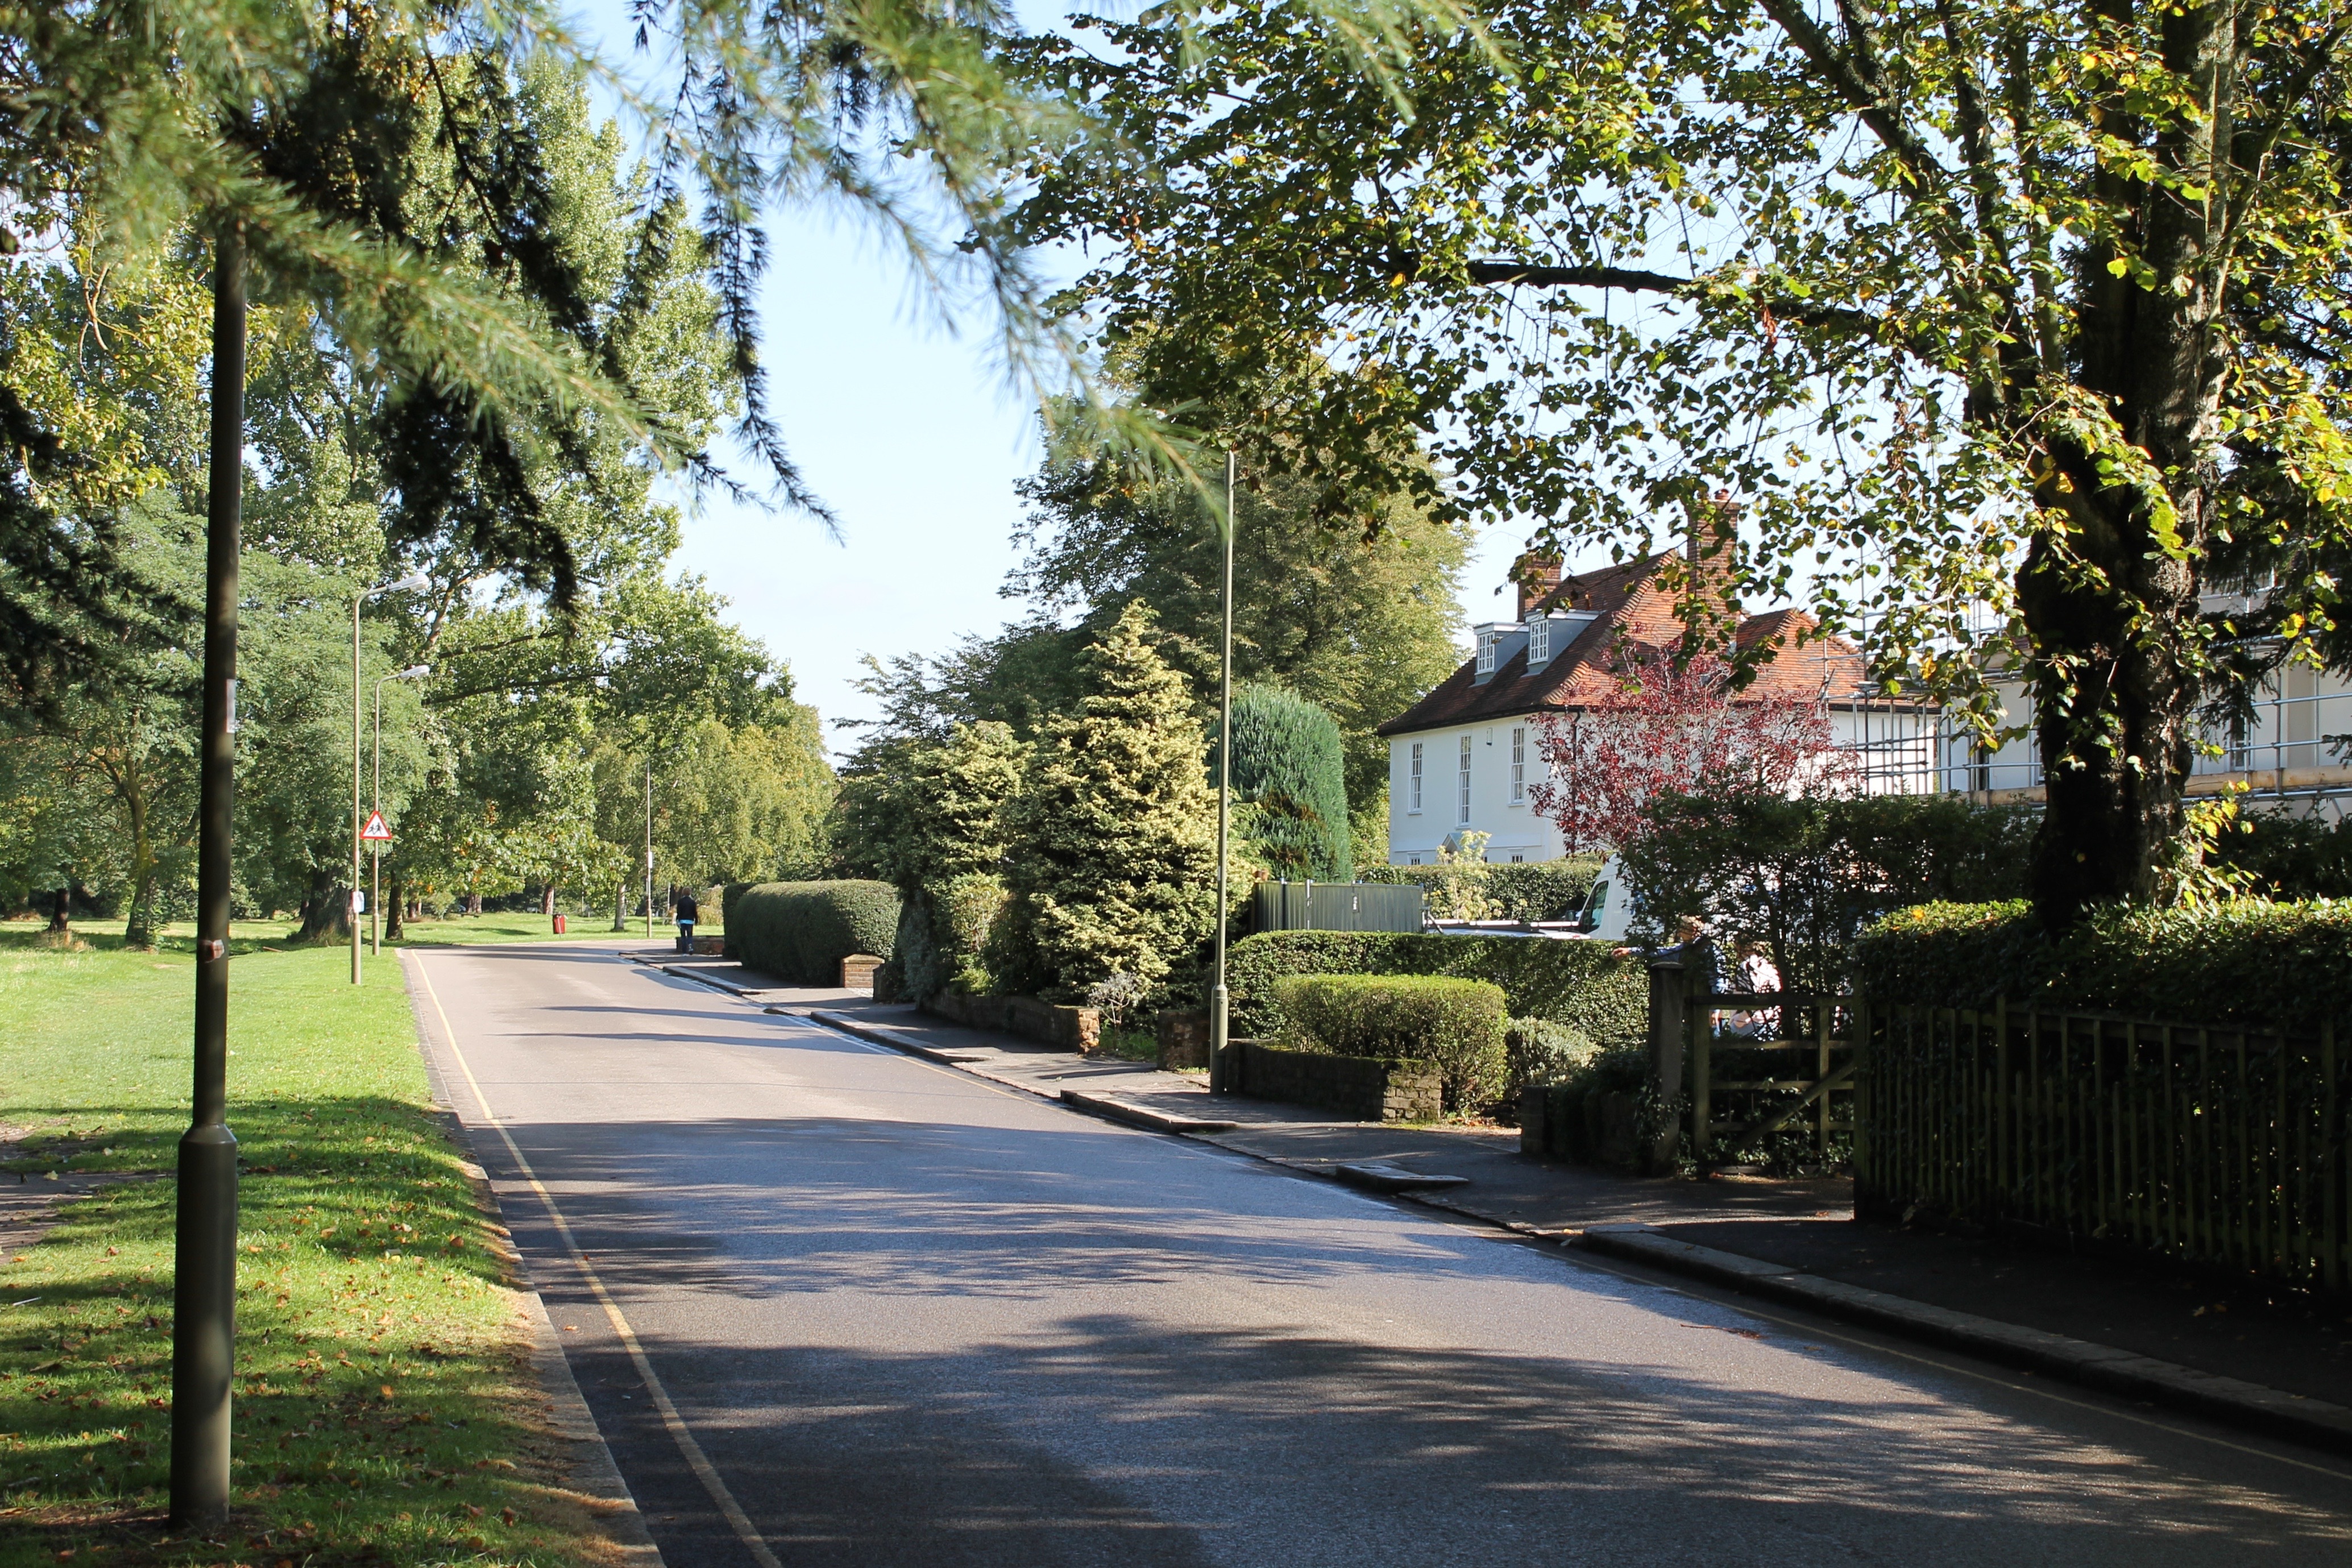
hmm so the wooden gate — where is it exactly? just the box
[1686,988,1856,1167]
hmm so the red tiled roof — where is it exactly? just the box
[1376,554,1918,737]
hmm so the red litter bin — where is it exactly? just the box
[551,914,567,935]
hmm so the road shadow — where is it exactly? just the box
[558,1305,2352,1568]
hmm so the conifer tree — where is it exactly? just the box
[1226,683,1353,883]
[996,604,1217,1004]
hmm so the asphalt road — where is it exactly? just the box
[405,940,2352,1566]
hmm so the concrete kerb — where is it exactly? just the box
[780,990,2352,1462]
[1574,1223,2352,1458]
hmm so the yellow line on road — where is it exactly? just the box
[411,952,785,1568]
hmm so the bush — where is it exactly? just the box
[1623,791,2035,992]
[731,880,901,985]
[2210,811,2352,899]
[1225,683,1354,881]
[1271,973,1507,1110]
[1851,898,2352,1034]
[717,882,759,952]
[1360,857,1602,922]
[1505,1015,1597,1100]
[1229,930,1646,1050]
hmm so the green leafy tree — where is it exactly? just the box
[994,605,1218,1003]
[1225,683,1353,882]
[997,438,1470,804]
[837,720,1028,1001]
[1014,0,2352,927]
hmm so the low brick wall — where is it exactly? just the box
[923,990,1101,1053]
[1155,1010,1210,1070]
[1519,1084,1641,1170]
[1226,1041,1440,1123]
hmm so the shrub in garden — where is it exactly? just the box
[994,604,1219,1002]
[1505,1015,1597,1099]
[1271,973,1508,1110]
[2209,811,2352,900]
[732,880,900,985]
[838,721,1027,1002]
[1623,790,2035,992]
[1229,930,1645,1050]
[1225,683,1353,882]
[1852,898,2352,1033]
[1359,857,1602,922]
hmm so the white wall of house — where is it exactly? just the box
[1384,706,1942,865]
[1387,721,1565,865]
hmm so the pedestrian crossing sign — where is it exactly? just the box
[361,811,392,841]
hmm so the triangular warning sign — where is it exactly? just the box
[360,811,393,842]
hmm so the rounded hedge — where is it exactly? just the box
[1271,972,1508,1111]
[1228,930,1646,1052]
[731,881,900,985]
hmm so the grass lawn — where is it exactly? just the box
[0,920,634,1566]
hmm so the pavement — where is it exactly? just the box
[395,938,2352,1565]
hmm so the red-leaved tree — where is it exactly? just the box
[1530,649,1849,853]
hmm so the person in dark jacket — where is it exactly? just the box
[675,889,699,953]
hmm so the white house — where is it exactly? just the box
[1379,550,1940,865]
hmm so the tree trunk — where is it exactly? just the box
[612,878,628,931]
[385,876,405,941]
[296,879,352,943]
[46,886,68,936]
[2013,2,2230,931]
[541,883,556,918]
[2018,502,2201,927]
[123,872,160,951]
[466,890,482,918]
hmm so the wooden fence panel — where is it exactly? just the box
[1855,1001,2352,1295]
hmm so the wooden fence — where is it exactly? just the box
[1685,989,1855,1167]
[1855,1001,2352,1294]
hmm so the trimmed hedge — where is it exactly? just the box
[1852,899,2352,1034]
[731,880,901,985]
[1229,930,1646,1051]
[1271,973,1508,1110]
[717,882,759,957]
[1360,858,1603,922]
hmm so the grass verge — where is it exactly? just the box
[0,923,628,1566]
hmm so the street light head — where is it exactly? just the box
[385,573,432,594]
[397,664,430,679]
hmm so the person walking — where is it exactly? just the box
[674,887,699,954]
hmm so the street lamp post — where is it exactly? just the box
[352,576,429,984]
[1209,451,1237,1094]
[171,221,243,1532]
[371,665,430,956]
[644,757,654,940]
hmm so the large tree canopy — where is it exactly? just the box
[1014,0,2352,926]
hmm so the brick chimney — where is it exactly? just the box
[1685,491,1741,614]
[1513,551,1564,618]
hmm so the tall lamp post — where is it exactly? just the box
[370,665,430,955]
[1209,451,1237,1094]
[172,221,243,1532]
[352,575,429,984]
[644,757,654,940]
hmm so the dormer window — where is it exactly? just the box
[1475,632,1496,677]
[1527,616,1552,666]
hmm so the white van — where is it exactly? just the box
[1572,854,1638,944]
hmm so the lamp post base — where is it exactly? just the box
[168,1122,238,1528]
